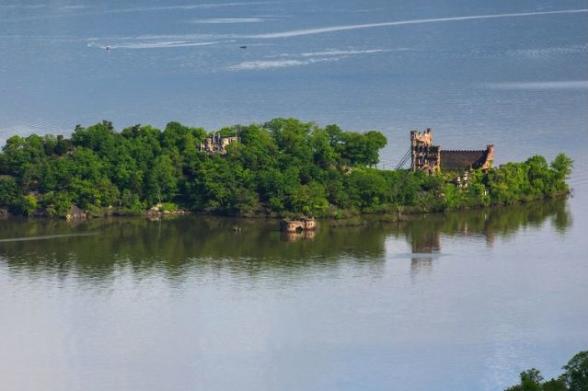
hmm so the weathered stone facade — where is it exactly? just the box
[410,128,440,174]
[280,218,317,233]
[410,129,494,173]
[200,134,239,154]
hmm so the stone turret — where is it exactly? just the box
[411,128,440,174]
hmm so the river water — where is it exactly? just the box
[0,201,586,390]
[1,0,588,390]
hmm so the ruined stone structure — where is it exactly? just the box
[280,218,317,233]
[65,205,87,221]
[200,133,239,154]
[410,129,494,173]
[410,128,440,174]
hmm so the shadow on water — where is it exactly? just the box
[0,199,571,281]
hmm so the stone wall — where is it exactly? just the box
[411,129,494,173]
[280,218,317,232]
[200,134,239,154]
[411,128,440,173]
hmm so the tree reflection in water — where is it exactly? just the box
[0,199,571,281]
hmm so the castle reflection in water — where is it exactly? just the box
[0,199,571,280]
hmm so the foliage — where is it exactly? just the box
[505,351,588,391]
[485,155,571,205]
[18,194,38,216]
[0,175,18,206]
[0,118,572,218]
[561,351,588,391]
[159,202,179,213]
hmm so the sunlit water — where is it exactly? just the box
[1,0,588,390]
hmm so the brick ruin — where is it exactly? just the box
[410,129,494,173]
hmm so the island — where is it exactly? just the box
[0,118,572,220]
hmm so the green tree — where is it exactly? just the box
[505,369,543,391]
[543,379,567,391]
[346,168,389,209]
[288,181,329,216]
[505,351,587,391]
[42,191,73,217]
[551,154,573,179]
[0,175,18,207]
[0,119,572,218]
[561,351,588,391]
[146,154,178,205]
[18,194,38,216]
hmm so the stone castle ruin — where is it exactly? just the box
[200,133,239,154]
[410,129,494,173]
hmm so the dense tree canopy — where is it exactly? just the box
[0,118,572,218]
[505,351,588,391]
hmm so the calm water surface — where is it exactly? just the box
[1,0,588,390]
[0,200,586,391]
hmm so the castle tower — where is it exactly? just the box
[410,128,440,173]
